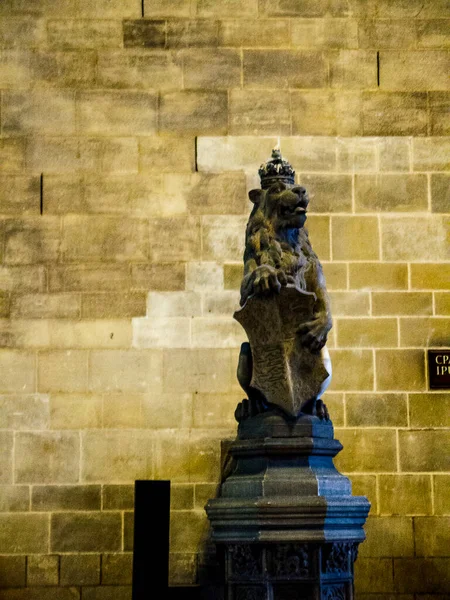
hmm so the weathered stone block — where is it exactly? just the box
[133,316,191,348]
[89,350,162,393]
[183,48,241,88]
[167,19,219,47]
[123,19,165,48]
[372,292,433,315]
[349,474,377,514]
[0,432,13,484]
[11,293,80,319]
[144,0,192,17]
[410,264,450,290]
[299,174,352,212]
[357,173,428,212]
[131,263,185,291]
[0,17,46,48]
[337,317,398,348]
[0,350,35,392]
[382,216,450,261]
[429,92,450,135]
[380,51,450,90]
[259,0,348,17]
[0,175,40,215]
[435,293,450,315]
[378,137,411,172]
[328,292,370,316]
[81,293,146,319]
[60,555,100,586]
[141,392,193,429]
[32,485,101,511]
[198,0,257,17]
[336,137,377,172]
[330,50,377,88]
[334,429,397,472]
[27,555,59,586]
[328,349,374,390]
[346,393,407,426]
[190,172,248,215]
[230,89,291,136]
[169,553,197,585]
[0,485,29,511]
[202,216,246,262]
[81,587,131,600]
[362,92,427,136]
[361,517,414,557]
[51,512,122,552]
[399,430,449,472]
[243,50,327,88]
[0,137,25,171]
[434,475,450,515]
[359,19,416,48]
[149,216,200,262]
[0,394,48,430]
[291,91,337,136]
[393,558,450,594]
[223,263,242,290]
[0,556,26,587]
[415,517,450,556]
[379,475,432,516]
[102,393,141,428]
[400,317,450,347]
[192,318,243,348]
[332,216,380,260]
[78,91,157,136]
[0,513,49,553]
[160,91,228,134]
[4,217,61,265]
[146,292,201,318]
[300,215,330,260]
[417,19,450,48]
[219,19,287,47]
[153,430,190,482]
[0,293,9,318]
[321,263,348,290]
[81,430,153,482]
[139,136,194,173]
[163,349,232,393]
[171,484,194,510]
[63,216,148,262]
[354,558,394,594]
[38,350,88,393]
[291,18,358,48]
[170,510,209,552]
[97,50,182,90]
[102,554,133,585]
[0,50,32,88]
[0,589,80,600]
[431,174,450,213]
[102,485,134,510]
[48,19,122,48]
[186,262,224,291]
[77,0,140,17]
[376,349,425,391]
[3,90,75,135]
[30,50,96,86]
[15,431,80,484]
[409,392,450,427]
[193,392,240,429]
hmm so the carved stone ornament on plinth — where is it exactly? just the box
[205,148,370,600]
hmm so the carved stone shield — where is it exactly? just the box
[234,286,330,418]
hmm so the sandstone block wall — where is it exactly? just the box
[0,1,449,598]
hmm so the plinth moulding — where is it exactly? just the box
[206,147,370,600]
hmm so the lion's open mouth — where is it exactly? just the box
[280,203,306,217]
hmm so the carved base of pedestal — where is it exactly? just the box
[224,541,358,600]
[206,415,370,600]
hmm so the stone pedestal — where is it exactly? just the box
[206,414,370,600]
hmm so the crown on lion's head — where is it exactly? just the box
[258,147,295,189]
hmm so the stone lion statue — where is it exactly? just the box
[235,149,332,422]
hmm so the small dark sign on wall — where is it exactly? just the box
[428,350,450,389]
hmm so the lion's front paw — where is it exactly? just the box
[297,313,332,353]
[252,265,282,296]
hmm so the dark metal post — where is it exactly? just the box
[132,480,170,599]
